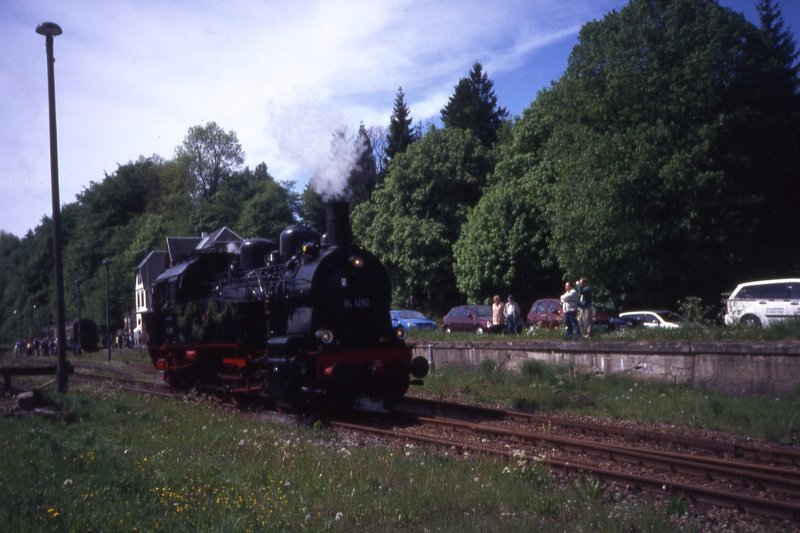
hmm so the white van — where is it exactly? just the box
[723,278,800,327]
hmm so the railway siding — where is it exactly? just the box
[410,340,800,396]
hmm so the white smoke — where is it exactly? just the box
[311,127,367,202]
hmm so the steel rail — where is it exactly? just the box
[407,413,800,499]
[330,419,800,522]
[402,396,800,466]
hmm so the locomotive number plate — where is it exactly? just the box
[342,298,370,309]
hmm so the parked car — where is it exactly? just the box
[442,305,494,335]
[390,310,438,331]
[525,298,623,333]
[723,278,800,328]
[619,310,686,328]
[526,298,562,331]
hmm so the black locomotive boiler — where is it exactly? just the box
[142,201,429,409]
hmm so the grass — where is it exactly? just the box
[0,385,694,532]
[2,335,798,530]
[421,361,800,444]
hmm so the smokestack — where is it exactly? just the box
[325,201,351,249]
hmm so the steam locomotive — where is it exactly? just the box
[142,201,429,409]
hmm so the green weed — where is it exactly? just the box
[0,385,694,532]
[422,364,800,443]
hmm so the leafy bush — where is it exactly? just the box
[677,296,715,325]
[479,358,497,375]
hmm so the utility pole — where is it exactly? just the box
[36,20,69,393]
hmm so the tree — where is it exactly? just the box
[440,62,509,147]
[758,0,799,86]
[346,124,379,206]
[175,122,245,202]
[753,0,800,270]
[62,158,188,334]
[0,231,22,342]
[237,164,296,240]
[483,0,800,306]
[190,172,251,233]
[450,88,562,305]
[367,125,388,178]
[453,167,558,305]
[298,182,326,232]
[352,128,492,311]
[385,87,415,164]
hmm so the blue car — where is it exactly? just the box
[390,310,438,331]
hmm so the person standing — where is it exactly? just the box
[560,282,580,339]
[577,277,593,338]
[504,295,521,334]
[491,295,505,333]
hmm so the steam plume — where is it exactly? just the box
[311,127,367,202]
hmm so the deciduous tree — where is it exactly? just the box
[479,0,800,306]
[352,128,491,311]
[175,122,245,202]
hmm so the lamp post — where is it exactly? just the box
[102,259,111,362]
[75,278,84,355]
[36,21,69,393]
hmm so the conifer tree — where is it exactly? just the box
[440,62,509,147]
[385,87,415,163]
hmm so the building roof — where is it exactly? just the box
[136,250,167,290]
[166,236,202,264]
[197,226,243,250]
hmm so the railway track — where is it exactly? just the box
[63,373,800,522]
[71,371,182,399]
[400,396,800,467]
[329,398,800,522]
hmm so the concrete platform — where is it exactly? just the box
[411,339,800,396]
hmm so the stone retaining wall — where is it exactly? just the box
[410,340,800,396]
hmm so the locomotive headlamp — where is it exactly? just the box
[394,326,408,340]
[349,255,364,269]
[316,328,334,345]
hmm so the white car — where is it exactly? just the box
[723,278,800,328]
[619,310,686,329]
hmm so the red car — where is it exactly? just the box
[526,298,563,331]
[442,305,495,335]
[525,298,617,333]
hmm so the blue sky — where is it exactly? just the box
[1,0,797,238]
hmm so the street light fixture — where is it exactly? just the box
[101,259,111,362]
[36,20,69,393]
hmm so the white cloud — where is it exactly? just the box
[1,0,627,237]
